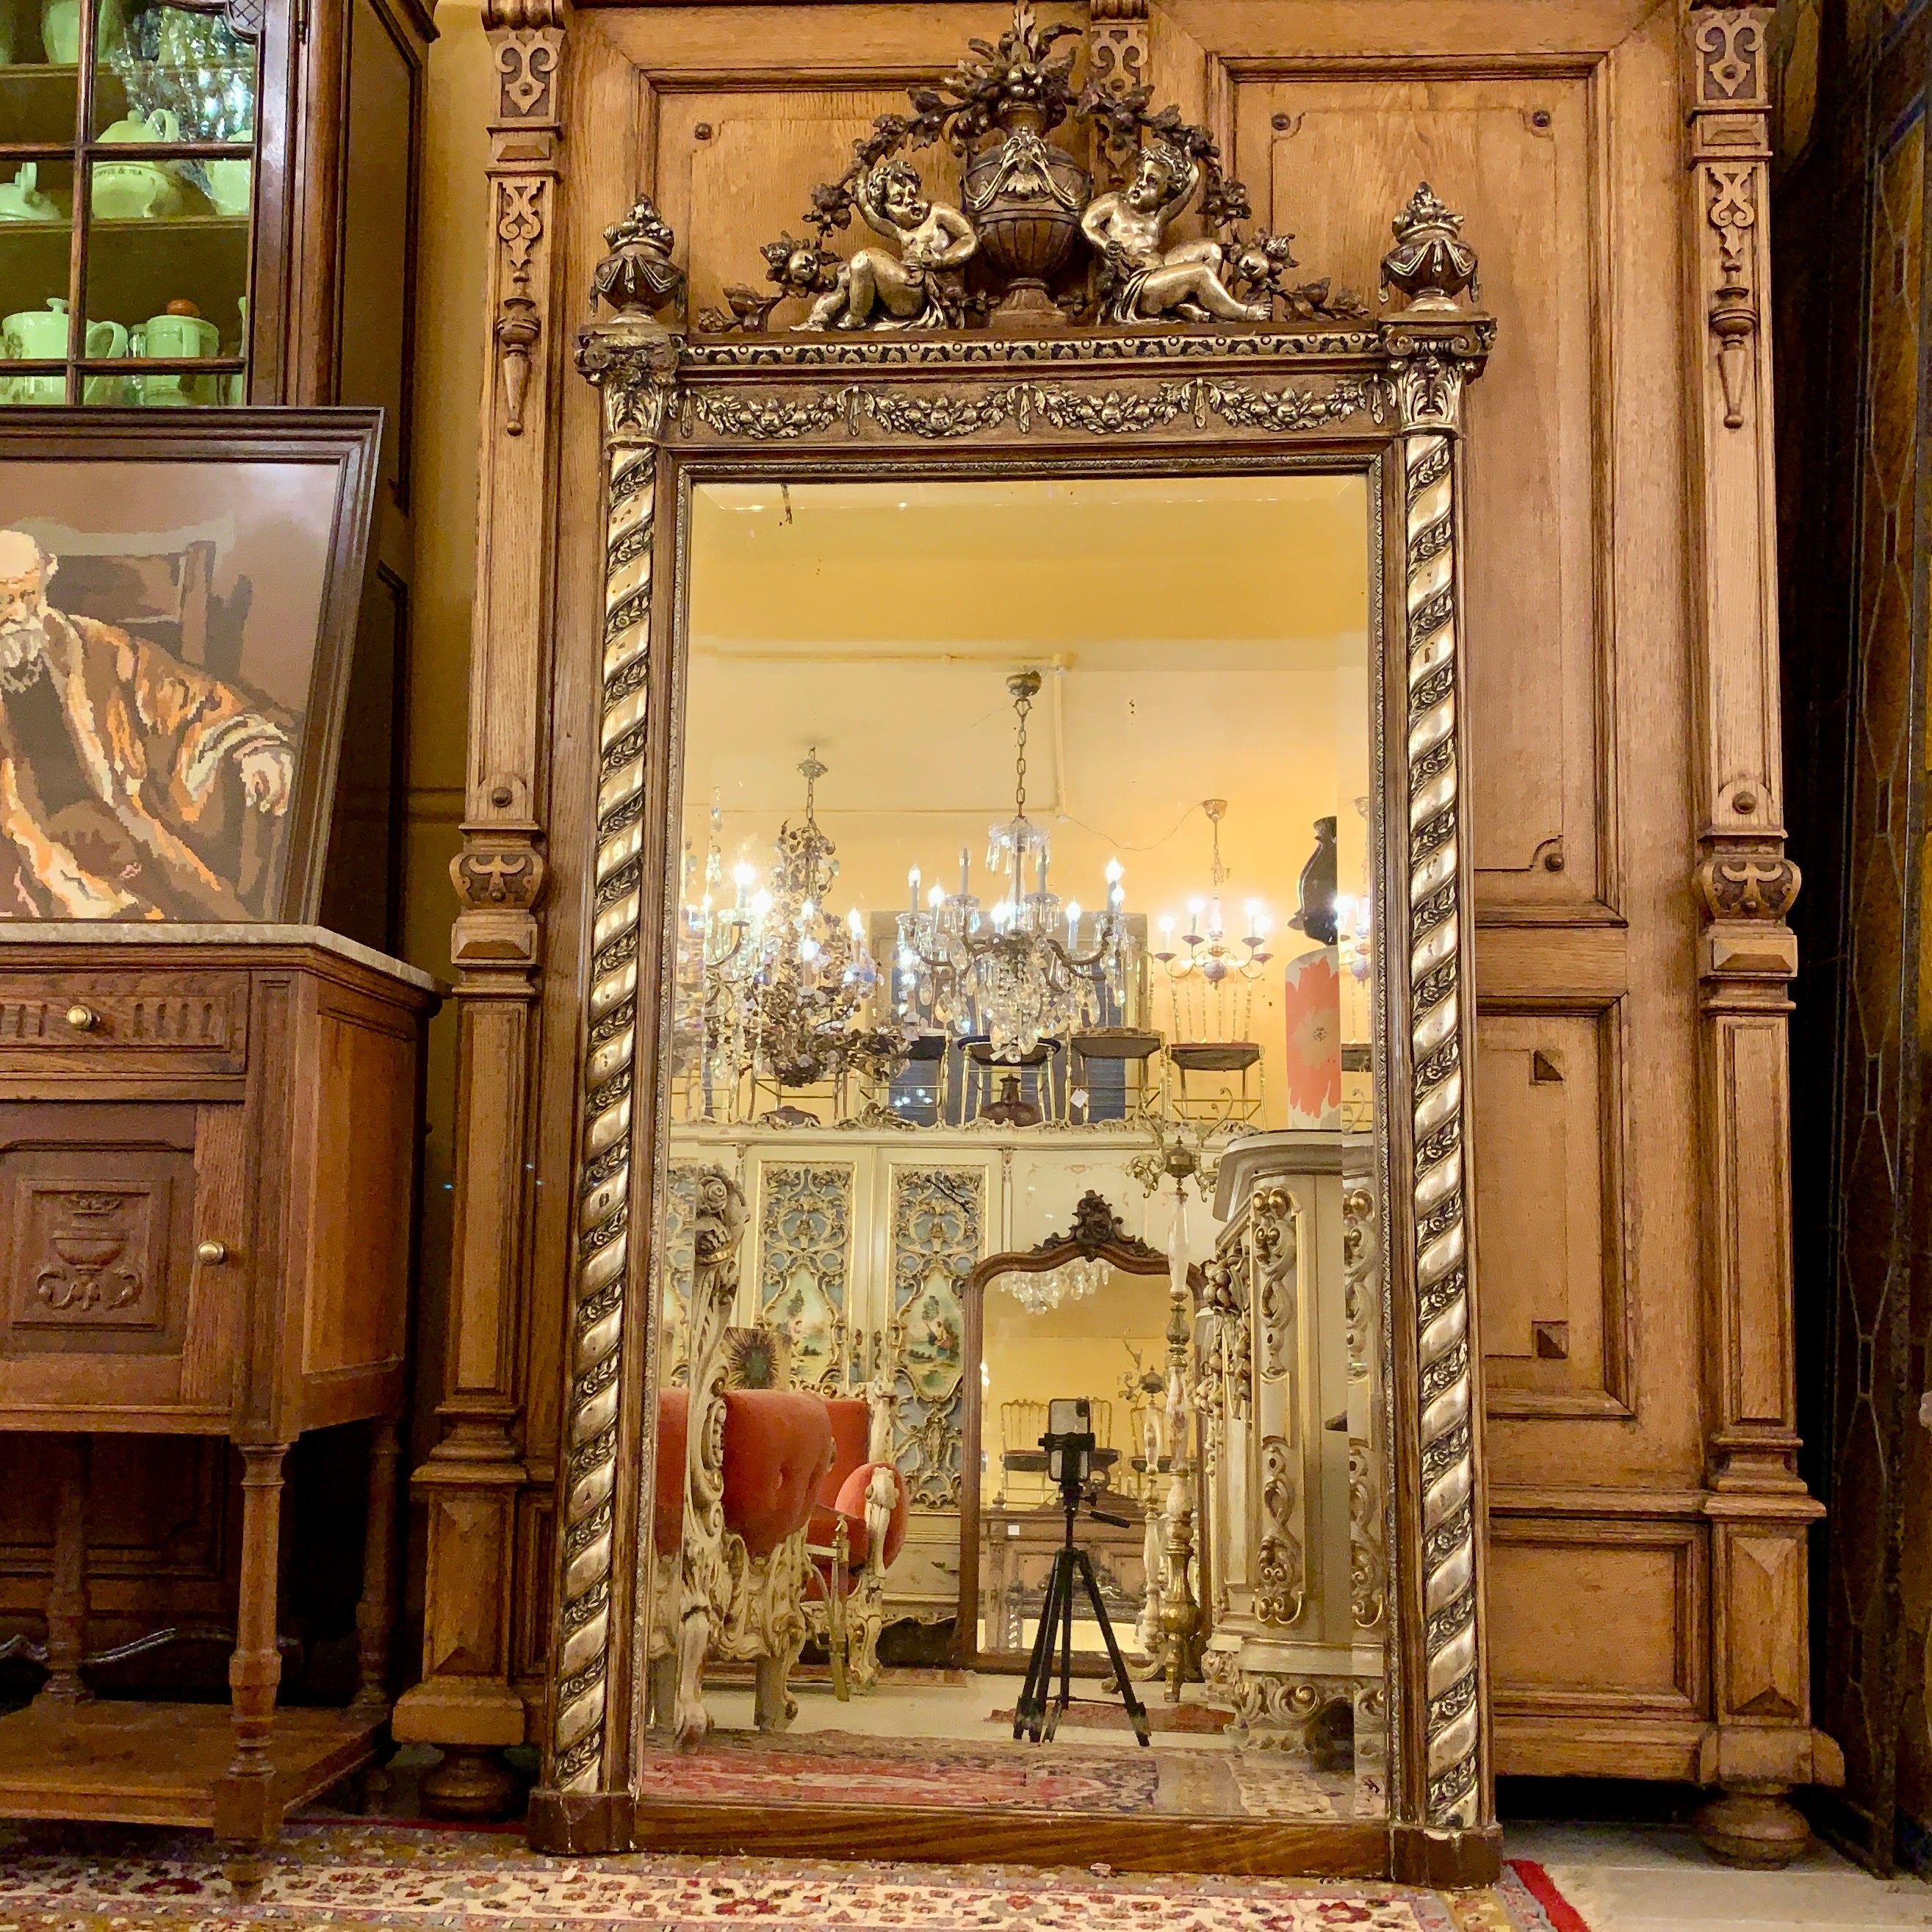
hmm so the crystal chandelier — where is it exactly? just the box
[897,671,1136,1061]
[710,751,905,1094]
[1152,800,1272,1042]
[1002,1254,1107,1316]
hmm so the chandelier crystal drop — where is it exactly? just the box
[1002,1255,1108,1316]
[897,670,1136,1061]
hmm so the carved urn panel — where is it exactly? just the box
[0,1113,200,1360]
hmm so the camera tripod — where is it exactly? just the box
[1012,1489,1152,1747]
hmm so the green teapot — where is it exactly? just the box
[93,108,186,220]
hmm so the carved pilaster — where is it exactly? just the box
[1681,0,1837,1865]
[1084,0,1147,190]
[393,0,569,1807]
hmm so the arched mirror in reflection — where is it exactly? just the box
[636,467,1389,1842]
[957,1194,1197,1681]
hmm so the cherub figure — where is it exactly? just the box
[799,159,978,331]
[1081,140,1271,325]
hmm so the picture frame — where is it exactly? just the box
[0,408,382,925]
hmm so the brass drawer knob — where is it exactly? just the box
[65,1003,100,1031]
[195,1240,229,1266]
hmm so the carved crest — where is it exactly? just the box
[1026,1189,1163,1261]
[688,0,1376,336]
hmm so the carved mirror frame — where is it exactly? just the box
[533,192,1497,1883]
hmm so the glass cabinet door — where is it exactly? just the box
[0,0,255,404]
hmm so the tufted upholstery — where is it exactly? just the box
[807,1396,908,1590]
[654,1386,834,1558]
[655,1388,691,1554]
[723,1391,835,1557]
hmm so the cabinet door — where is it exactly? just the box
[0,1100,244,1424]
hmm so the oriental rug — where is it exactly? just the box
[0,1821,1590,1932]
[986,1699,1232,1734]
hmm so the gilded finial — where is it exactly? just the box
[589,195,685,320]
[1378,181,1479,313]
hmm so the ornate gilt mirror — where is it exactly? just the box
[535,10,1497,1884]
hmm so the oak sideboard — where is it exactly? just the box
[0,926,439,1887]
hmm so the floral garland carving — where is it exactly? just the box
[683,375,1374,441]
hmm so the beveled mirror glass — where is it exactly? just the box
[640,467,1390,1841]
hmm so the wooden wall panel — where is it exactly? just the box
[1474,1008,1629,1416]
[1231,71,1608,912]
[654,88,966,328]
[1488,1518,1704,1717]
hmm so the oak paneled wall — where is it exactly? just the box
[404,0,1828,1850]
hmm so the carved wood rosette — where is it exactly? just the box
[547,184,1498,1872]
[1679,1,1839,1844]
[393,0,569,1800]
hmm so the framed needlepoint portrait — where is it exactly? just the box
[0,410,381,924]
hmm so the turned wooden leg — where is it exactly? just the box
[646,1652,677,1734]
[1694,1787,1813,1867]
[350,1419,401,1721]
[215,1441,289,1899]
[34,1435,90,1711]
[753,1652,796,1734]
[419,1745,522,1820]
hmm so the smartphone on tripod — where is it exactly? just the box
[1013,1398,1152,1746]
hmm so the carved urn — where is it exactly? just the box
[1378,181,1479,313]
[963,101,1092,322]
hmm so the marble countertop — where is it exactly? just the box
[0,922,444,995]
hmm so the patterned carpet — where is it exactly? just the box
[0,1821,1589,1931]
[985,1700,1232,1734]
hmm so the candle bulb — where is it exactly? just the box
[732,861,754,909]
[909,865,920,915]
[959,847,970,897]
[1105,857,1124,913]
[928,883,944,910]
[1065,899,1081,942]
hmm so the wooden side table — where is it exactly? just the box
[0,926,440,1888]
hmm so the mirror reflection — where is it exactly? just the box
[645,472,1386,1828]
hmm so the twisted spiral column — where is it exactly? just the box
[1402,419,1482,1828]
[551,409,660,1792]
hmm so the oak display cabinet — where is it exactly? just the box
[0,0,432,418]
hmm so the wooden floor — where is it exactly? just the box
[0,1701,381,1830]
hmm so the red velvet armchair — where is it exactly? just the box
[644,1171,837,1745]
[804,1387,907,1695]
[648,1385,834,1741]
